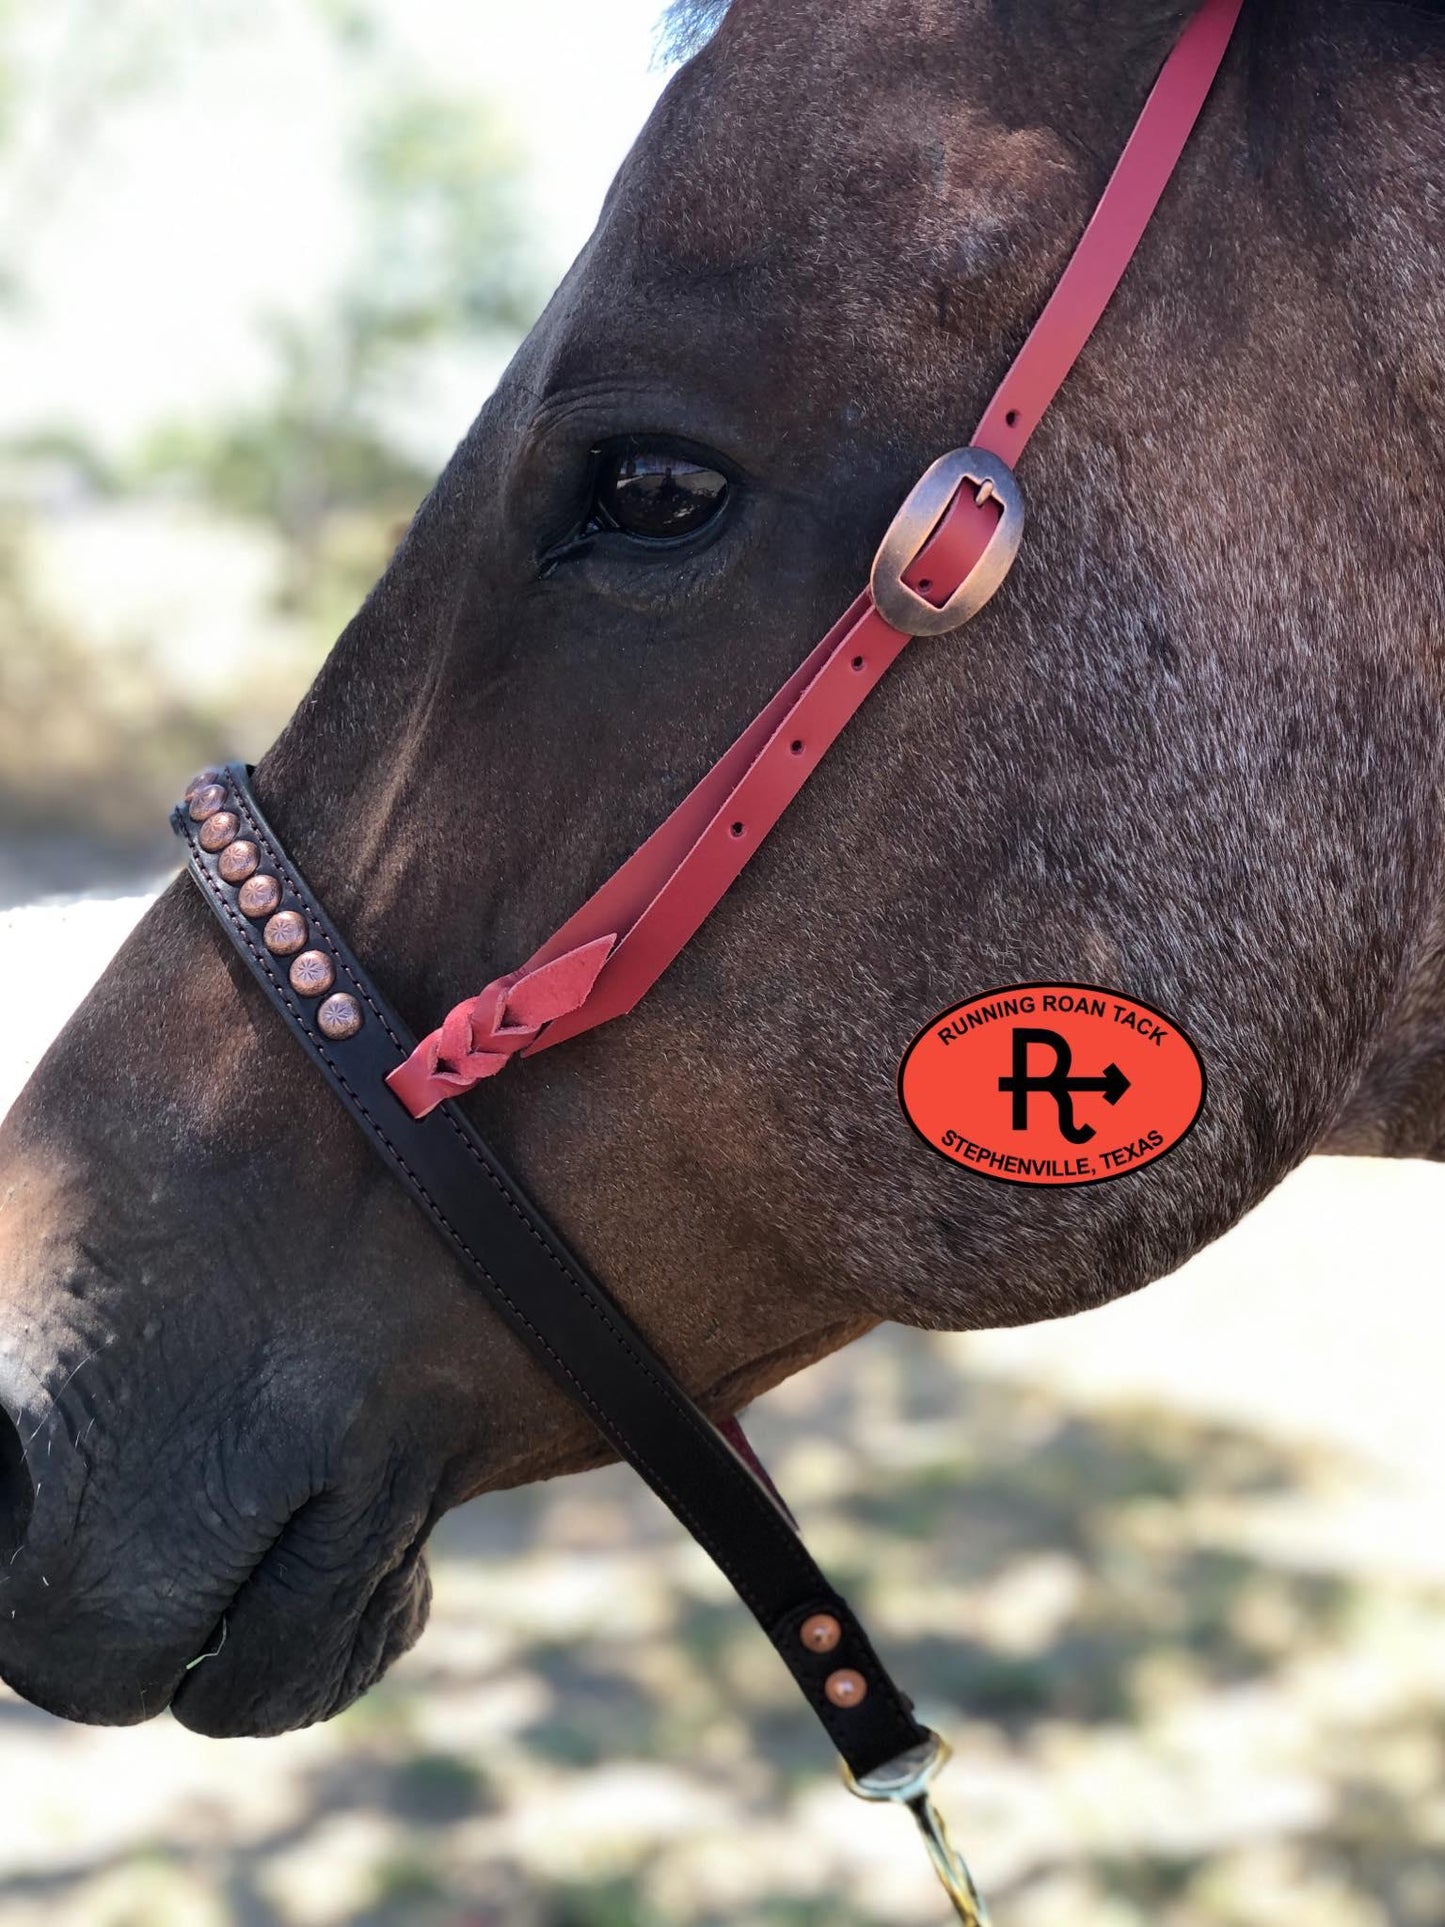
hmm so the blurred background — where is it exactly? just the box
[0,0,668,903]
[3,3,1445,1923]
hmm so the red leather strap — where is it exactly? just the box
[389,0,1243,1118]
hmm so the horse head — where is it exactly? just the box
[0,0,1439,1741]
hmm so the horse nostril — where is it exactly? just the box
[0,1403,34,1556]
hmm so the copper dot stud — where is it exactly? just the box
[184,768,224,801]
[198,811,239,853]
[187,783,227,822]
[824,1668,868,1709]
[218,839,259,885]
[238,874,282,919]
[263,909,308,956]
[317,992,363,1041]
[801,1614,842,1655]
[289,950,335,998]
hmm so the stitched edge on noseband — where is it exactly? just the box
[216,798,822,1585]
[181,802,911,1746]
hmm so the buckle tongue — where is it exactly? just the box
[869,446,1024,637]
[844,1730,992,1925]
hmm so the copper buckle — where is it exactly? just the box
[844,1730,993,1925]
[869,446,1024,637]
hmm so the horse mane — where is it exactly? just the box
[657,0,733,62]
[656,0,1445,66]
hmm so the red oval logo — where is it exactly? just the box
[898,983,1206,1187]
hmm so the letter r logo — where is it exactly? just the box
[997,1027,1130,1144]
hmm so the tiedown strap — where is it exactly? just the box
[175,764,931,1782]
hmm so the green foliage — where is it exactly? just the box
[0,1,17,165]
[309,0,381,56]
[387,1747,491,1823]
[543,1878,671,1927]
[0,521,227,852]
[365,1849,447,1909]
[354,90,541,346]
[0,1,546,875]
[136,77,542,639]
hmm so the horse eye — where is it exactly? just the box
[592,448,729,541]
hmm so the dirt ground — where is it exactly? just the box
[2,896,1444,1926]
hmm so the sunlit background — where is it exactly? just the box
[3,4,1445,1924]
[0,0,668,901]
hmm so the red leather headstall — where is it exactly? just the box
[387,0,1245,1118]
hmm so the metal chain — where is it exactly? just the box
[906,1790,993,1926]
[844,1730,993,1926]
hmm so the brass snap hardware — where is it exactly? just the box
[869,446,1024,636]
[844,1730,993,1924]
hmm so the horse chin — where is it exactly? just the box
[0,1484,434,1738]
[0,1276,440,1738]
[169,1535,433,1739]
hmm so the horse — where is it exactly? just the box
[0,0,1440,1783]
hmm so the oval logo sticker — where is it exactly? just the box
[898,983,1206,1187]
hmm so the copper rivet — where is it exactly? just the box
[184,768,224,801]
[317,992,363,1040]
[238,874,282,919]
[824,1668,867,1709]
[218,839,259,884]
[800,1613,842,1655]
[198,811,239,853]
[187,783,227,822]
[289,949,335,998]
[263,910,308,956]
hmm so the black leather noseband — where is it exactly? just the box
[174,764,930,1783]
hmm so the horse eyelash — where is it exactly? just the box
[537,529,599,577]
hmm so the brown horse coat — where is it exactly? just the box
[0,0,1440,1736]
